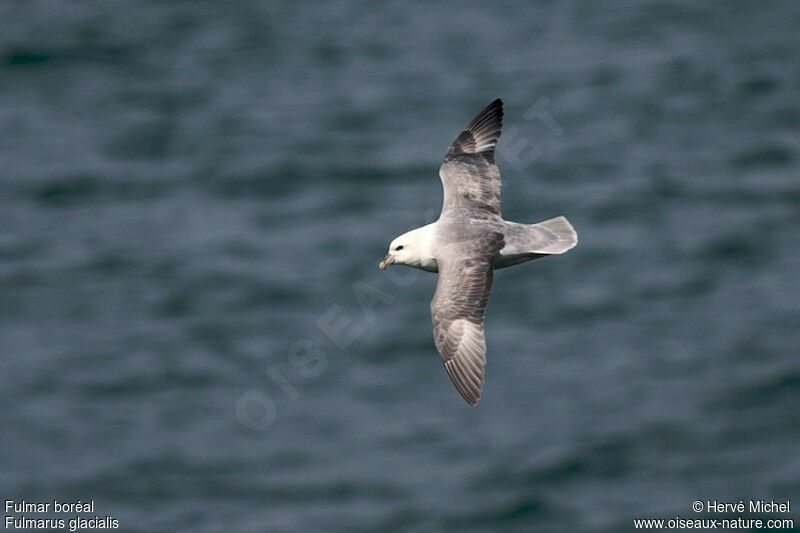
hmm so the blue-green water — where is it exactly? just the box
[1,1,798,531]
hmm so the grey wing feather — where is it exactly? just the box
[431,232,504,406]
[439,99,504,216]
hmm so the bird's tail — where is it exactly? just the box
[529,216,578,254]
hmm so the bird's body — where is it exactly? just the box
[390,214,576,273]
[379,99,577,405]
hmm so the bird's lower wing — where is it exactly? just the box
[431,251,498,406]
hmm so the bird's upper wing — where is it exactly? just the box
[439,99,504,216]
[431,232,504,405]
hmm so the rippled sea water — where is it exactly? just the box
[1,1,799,531]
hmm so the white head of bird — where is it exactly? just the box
[379,223,437,272]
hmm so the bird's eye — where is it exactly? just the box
[395,245,404,251]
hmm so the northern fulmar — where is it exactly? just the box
[378,99,578,406]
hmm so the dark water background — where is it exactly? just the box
[1,1,799,531]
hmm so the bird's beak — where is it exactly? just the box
[378,254,394,271]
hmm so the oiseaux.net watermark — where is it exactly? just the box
[633,499,794,529]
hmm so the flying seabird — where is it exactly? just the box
[379,99,578,405]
